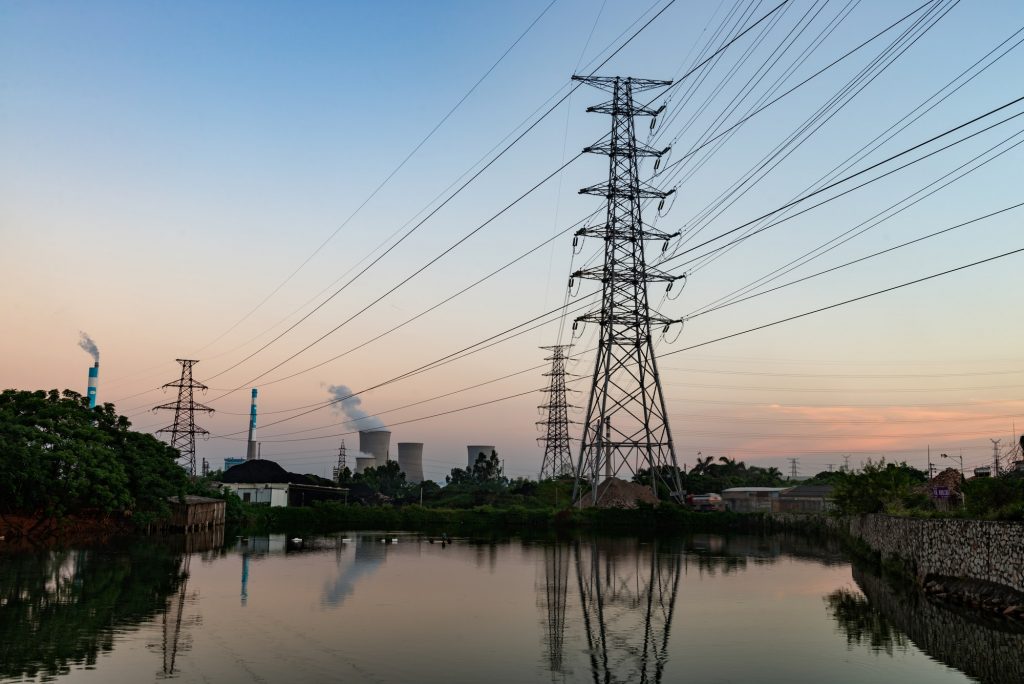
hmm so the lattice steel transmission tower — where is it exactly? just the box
[569,75,685,504]
[155,359,214,477]
[538,345,576,480]
[333,440,348,482]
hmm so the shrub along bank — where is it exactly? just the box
[237,500,767,535]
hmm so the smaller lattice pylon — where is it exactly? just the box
[333,440,348,482]
[154,359,214,477]
[537,345,580,480]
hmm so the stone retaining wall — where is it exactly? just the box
[847,515,1024,592]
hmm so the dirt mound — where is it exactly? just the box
[576,477,660,509]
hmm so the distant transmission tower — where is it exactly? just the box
[333,440,348,482]
[538,345,576,480]
[569,75,685,504]
[991,438,1002,476]
[155,359,214,477]
[788,457,800,480]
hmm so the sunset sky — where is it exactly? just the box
[2,0,1022,482]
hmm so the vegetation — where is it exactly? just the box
[235,498,766,535]
[0,389,190,528]
[827,458,1024,520]
[637,457,786,499]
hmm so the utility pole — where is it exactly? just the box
[842,454,851,472]
[538,345,577,480]
[155,359,214,477]
[788,457,799,481]
[927,444,934,480]
[569,75,685,505]
[827,464,834,472]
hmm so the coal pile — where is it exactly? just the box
[220,459,337,487]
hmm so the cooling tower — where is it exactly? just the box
[355,457,375,475]
[397,443,424,484]
[467,445,495,469]
[87,362,98,408]
[359,430,391,467]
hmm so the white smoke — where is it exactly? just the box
[78,331,100,363]
[327,384,386,430]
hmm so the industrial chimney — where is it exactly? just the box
[397,443,424,483]
[87,362,98,408]
[246,388,258,460]
[359,430,391,468]
[467,445,495,469]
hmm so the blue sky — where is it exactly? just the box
[2,0,1023,480]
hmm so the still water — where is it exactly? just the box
[2,530,1022,684]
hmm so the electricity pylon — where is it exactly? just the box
[333,440,348,482]
[538,345,576,479]
[155,359,214,477]
[569,75,684,504]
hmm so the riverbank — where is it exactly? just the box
[236,501,770,536]
[773,512,1024,620]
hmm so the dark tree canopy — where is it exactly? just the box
[0,389,188,521]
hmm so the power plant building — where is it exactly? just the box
[397,443,424,483]
[354,457,375,475]
[359,430,391,468]
[467,445,495,469]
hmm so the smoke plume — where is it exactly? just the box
[327,384,386,430]
[78,331,100,363]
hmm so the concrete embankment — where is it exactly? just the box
[774,513,1024,615]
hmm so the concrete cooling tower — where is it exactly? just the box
[359,430,391,467]
[397,443,424,484]
[355,457,375,475]
[467,445,495,469]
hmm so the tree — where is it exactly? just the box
[0,389,188,521]
[831,459,927,514]
[357,461,409,499]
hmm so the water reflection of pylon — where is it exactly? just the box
[574,539,681,683]
[538,544,571,679]
[162,554,191,677]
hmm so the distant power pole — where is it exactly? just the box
[991,438,1002,476]
[538,345,576,480]
[155,359,214,477]
[842,454,851,472]
[202,458,209,477]
[788,457,800,480]
[569,75,685,504]
[333,440,347,482]
[827,463,834,472]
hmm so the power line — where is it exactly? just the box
[202,0,684,388]
[196,0,562,352]
[661,246,1024,358]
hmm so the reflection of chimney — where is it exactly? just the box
[246,389,258,460]
[87,362,99,408]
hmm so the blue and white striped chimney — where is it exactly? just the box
[246,388,258,460]
[87,362,99,408]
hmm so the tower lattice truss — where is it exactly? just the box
[570,75,684,503]
[155,359,214,476]
[538,344,577,479]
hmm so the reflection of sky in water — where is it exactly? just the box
[3,533,1013,684]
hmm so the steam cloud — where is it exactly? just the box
[78,331,100,363]
[327,384,386,430]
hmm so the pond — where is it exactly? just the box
[2,530,1021,683]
